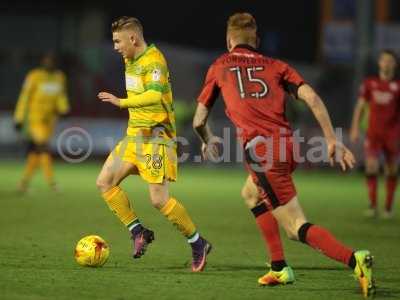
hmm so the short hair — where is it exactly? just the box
[111,16,143,34]
[379,49,398,63]
[227,12,257,44]
[227,12,257,32]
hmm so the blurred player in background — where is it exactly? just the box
[350,50,400,219]
[193,12,375,297]
[96,16,211,272]
[14,53,70,193]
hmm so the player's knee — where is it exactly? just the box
[385,164,398,176]
[365,161,379,174]
[280,222,298,240]
[241,188,258,208]
[149,183,169,209]
[240,186,249,200]
[283,221,304,241]
[150,194,168,209]
[285,228,299,241]
[96,176,113,193]
[245,196,259,209]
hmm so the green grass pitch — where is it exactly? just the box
[0,161,399,299]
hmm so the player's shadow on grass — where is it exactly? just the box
[163,264,347,272]
[0,189,25,198]
[293,265,347,271]
[375,287,400,299]
[162,263,266,272]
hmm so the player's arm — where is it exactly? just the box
[193,103,220,161]
[297,84,336,142]
[14,71,35,130]
[349,97,367,143]
[56,73,71,116]
[193,64,220,160]
[98,89,162,108]
[193,103,214,143]
[297,84,355,171]
[350,79,370,143]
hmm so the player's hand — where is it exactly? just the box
[58,112,70,118]
[327,139,356,171]
[349,127,359,143]
[201,136,220,162]
[97,92,120,107]
[14,122,22,132]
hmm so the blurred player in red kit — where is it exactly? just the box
[350,50,400,219]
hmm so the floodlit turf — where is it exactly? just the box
[0,160,399,300]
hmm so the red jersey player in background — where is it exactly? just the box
[193,12,375,298]
[350,50,400,219]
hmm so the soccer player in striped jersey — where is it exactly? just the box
[193,12,375,297]
[96,16,211,272]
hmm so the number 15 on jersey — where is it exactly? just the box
[229,66,268,99]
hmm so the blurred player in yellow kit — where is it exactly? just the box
[96,16,211,271]
[14,53,70,192]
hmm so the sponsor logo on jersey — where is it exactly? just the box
[125,74,143,92]
[151,68,161,81]
[390,82,399,92]
[40,82,61,95]
[372,90,393,105]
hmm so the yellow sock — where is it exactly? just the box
[40,152,54,185]
[160,197,197,238]
[102,186,138,228]
[21,152,40,183]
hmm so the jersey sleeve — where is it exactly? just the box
[14,70,36,123]
[56,73,70,115]
[358,79,370,102]
[143,57,170,94]
[278,61,305,99]
[197,64,220,107]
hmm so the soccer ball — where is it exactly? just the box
[74,235,110,267]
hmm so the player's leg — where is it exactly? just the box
[364,138,380,217]
[244,140,296,285]
[148,180,211,272]
[365,156,379,217]
[96,154,139,226]
[241,176,288,273]
[383,162,397,218]
[272,197,375,297]
[18,140,40,192]
[383,143,399,218]
[242,176,294,285]
[96,152,154,258]
[30,123,57,190]
[241,175,261,208]
[38,143,57,190]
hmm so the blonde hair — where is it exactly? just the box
[227,12,257,45]
[111,16,143,34]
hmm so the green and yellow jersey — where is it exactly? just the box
[121,44,176,144]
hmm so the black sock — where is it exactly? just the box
[250,202,268,217]
[271,260,287,271]
[348,253,356,269]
